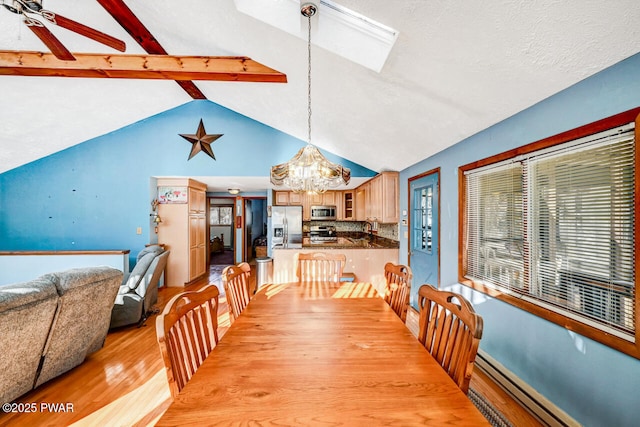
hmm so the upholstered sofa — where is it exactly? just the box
[0,266,122,404]
[109,245,169,329]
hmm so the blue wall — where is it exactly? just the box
[0,100,374,266]
[399,53,640,426]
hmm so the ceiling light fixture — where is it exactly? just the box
[228,188,240,195]
[270,2,350,195]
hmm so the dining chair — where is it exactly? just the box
[416,284,483,395]
[221,262,252,324]
[156,284,220,398]
[383,262,413,323]
[296,252,346,282]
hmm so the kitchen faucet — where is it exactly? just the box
[364,221,374,237]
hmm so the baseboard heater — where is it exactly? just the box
[474,351,580,427]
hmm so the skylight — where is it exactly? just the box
[234,0,399,73]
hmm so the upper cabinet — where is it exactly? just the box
[274,190,339,220]
[357,172,399,223]
[275,191,304,206]
[272,173,398,223]
[341,190,355,221]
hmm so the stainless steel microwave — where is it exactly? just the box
[310,205,337,221]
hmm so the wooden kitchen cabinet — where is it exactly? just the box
[342,190,355,221]
[355,183,368,221]
[321,192,337,206]
[274,190,341,220]
[158,178,208,287]
[355,171,399,223]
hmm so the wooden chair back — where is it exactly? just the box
[296,252,346,282]
[222,262,252,324]
[417,284,483,395]
[156,284,220,398]
[383,262,413,322]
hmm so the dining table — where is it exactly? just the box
[156,281,490,426]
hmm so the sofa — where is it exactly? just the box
[109,245,169,329]
[0,266,122,404]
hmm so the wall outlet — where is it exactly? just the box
[136,227,142,235]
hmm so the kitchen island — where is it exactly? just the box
[272,234,399,294]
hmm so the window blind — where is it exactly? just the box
[465,124,635,339]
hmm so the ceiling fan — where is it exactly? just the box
[1,0,126,60]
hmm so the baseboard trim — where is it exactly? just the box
[475,351,580,427]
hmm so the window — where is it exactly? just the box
[413,185,434,253]
[210,206,233,226]
[459,108,640,358]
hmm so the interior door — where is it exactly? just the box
[409,170,440,308]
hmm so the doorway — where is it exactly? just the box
[243,197,267,263]
[209,197,235,266]
[408,168,440,308]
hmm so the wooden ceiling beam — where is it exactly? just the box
[96,0,207,99]
[0,51,288,82]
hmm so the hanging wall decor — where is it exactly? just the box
[179,119,223,160]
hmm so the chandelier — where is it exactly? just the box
[270,2,350,194]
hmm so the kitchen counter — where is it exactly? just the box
[302,234,399,249]
[273,235,400,290]
[273,241,400,294]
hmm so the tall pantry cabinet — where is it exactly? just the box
[157,178,208,287]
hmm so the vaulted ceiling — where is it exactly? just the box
[1,0,639,191]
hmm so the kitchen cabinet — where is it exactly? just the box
[378,171,399,223]
[321,192,337,206]
[274,191,289,206]
[341,191,355,221]
[275,191,304,206]
[355,184,368,221]
[303,193,323,220]
[158,178,208,287]
[354,171,399,223]
[274,191,340,220]
[188,187,207,282]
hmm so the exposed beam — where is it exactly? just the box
[0,51,288,82]
[96,0,207,99]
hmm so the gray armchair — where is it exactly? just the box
[110,245,169,328]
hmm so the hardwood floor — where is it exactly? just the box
[1,271,542,427]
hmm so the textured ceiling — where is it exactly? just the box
[1,0,639,192]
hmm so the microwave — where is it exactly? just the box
[310,205,337,221]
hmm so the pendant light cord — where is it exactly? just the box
[307,12,312,146]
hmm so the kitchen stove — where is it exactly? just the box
[309,225,337,242]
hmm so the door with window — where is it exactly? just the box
[409,170,440,307]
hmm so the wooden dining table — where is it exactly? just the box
[156,281,490,426]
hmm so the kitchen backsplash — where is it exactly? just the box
[303,221,399,241]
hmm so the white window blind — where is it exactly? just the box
[465,124,635,339]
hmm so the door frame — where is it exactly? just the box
[407,167,441,290]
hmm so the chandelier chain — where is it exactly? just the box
[269,3,350,194]
[307,12,312,146]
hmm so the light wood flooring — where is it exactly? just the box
[0,270,543,427]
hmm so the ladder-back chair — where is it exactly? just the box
[156,284,220,398]
[417,284,483,395]
[222,262,252,324]
[383,262,413,322]
[296,252,346,282]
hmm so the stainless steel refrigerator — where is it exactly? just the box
[271,206,303,249]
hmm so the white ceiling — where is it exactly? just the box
[1,0,640,193]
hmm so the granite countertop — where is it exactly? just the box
[301,233,399,249]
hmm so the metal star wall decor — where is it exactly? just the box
[179,119,223,161]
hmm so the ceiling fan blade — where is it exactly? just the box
[23,16,75,61]
[40,10,126,52]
